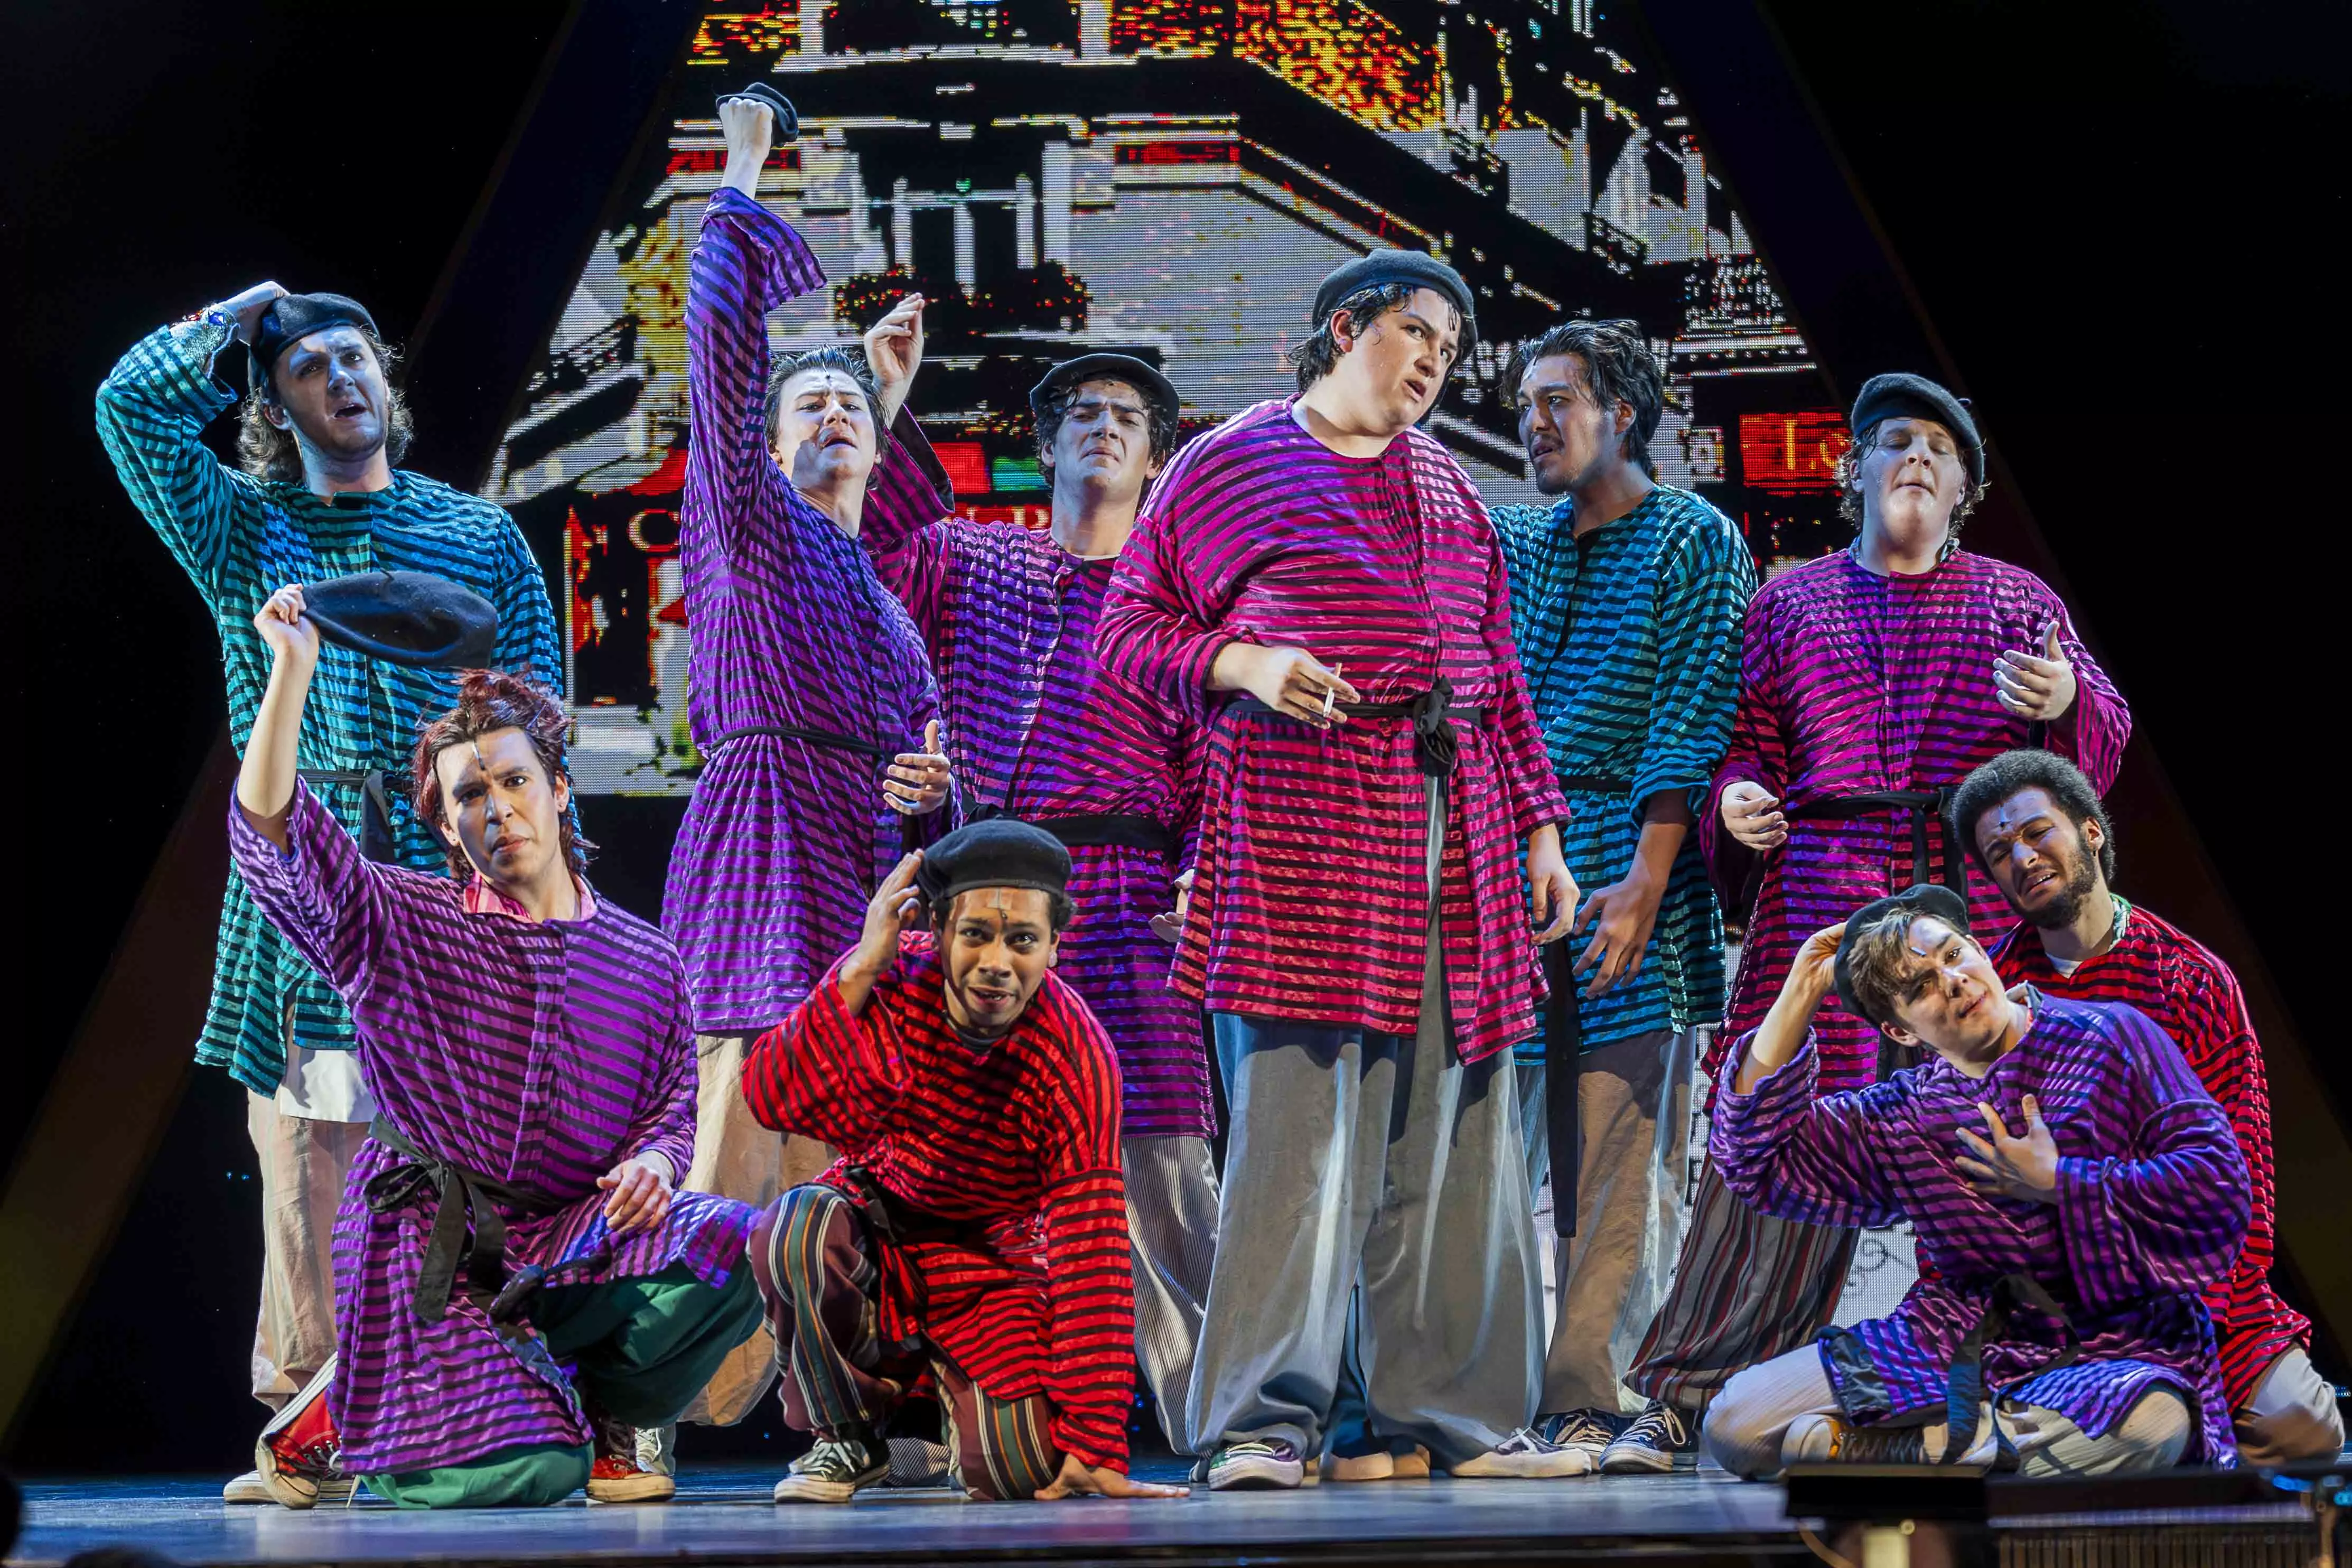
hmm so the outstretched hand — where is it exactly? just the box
[1994,621,2077,722]
[1955,1095,2059,1204]
[864,293,926,425]
[1034,1454,1190,1501]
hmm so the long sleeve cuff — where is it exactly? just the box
[1710,1029,1817,1153]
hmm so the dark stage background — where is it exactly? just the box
[3,0,2346,1472]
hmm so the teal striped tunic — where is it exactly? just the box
[1492,487,1754,1054]
[96,320,561,1097]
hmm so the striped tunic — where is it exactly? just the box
[665,186,945,1033]
[1712,991,2246,1464]
[861,435,1213,1139]
[1701,549,2129,1099]
[1096,400,1569,1064]
[230,785,755,1475]
[742,936,1134,1471]
[1492,489,1755,1056]
[95,321,560,1095]
[1989,905,2307,1410]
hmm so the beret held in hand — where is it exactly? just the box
[303,570,499,670]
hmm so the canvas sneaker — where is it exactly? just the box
[254,1358,346,1509]
[1539,1408,1623,1465]
[773,1432,891,1504]
[1598,1400,1700,1474]
[1207,1438,1305,1490]
[1453,1426,1594,1478]
[1781,1413,1930,1469]
[225,1468,354,1506]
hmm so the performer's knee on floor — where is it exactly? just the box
[1700,1373,1781,1478]
[2111,1387,2191,1470]
[755,1183,851,1305]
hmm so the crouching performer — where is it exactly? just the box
[741,822,1190,1504]
[1702,884,2249,1480]
[229,585,763,1508]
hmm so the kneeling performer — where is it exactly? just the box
[743,822,1189,1504]
[1701,885,2249,1479]
[231,586,763,1507]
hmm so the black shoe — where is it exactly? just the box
[1599,1400,1700,1473]
[773,1430,890,1504]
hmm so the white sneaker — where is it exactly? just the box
[223,1469,276,1505]
[1452,1427,1594,1478]
[1206,1439,1305,1490]
[773,1435,890,1504]
[635,1423,676,1477]
[254,1358,344,1509]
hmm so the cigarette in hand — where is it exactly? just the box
[1321,661,1343,721]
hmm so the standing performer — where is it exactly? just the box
[230,588,762,1508]
[666,89,953,1428]
[1098,252,1583,1487]
[1602,372,2132,1473]
[95,288,559,1502]
[854,333,1218,1452]
[1490,320,1753,1461]
[1951,750,2344,1464]
[1700,888,2247,1478]
[742,823,1190,1505]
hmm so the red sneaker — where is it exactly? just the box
[585,1411,674,1504]
[255,1357,346,1509]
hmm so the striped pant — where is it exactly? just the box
[748,1184,1062,1502]
[1621,1164,1856,1415]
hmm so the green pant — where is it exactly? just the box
[365,1261,762,1508]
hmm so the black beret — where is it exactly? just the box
[918,819,1072,911]
[1834,883,1972,1030]
[1028,353,1179,427]
[303,570,499,670]
[249,293,379,394]
[1849,372,1984,486]
[1312,250,1477,341]
[715,81,799,143]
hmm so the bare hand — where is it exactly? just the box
[884,720,951,816]
[716,93,776,191]
[1213,643,1359,727]
[254,583,321,669]
[1955,1095,2059,1204]
[1994,621,2078,722]
[1149,869,1194,944]
[852,851,925,979]
[596,1155,675,1236]
[1034,1453,1190,1501]
[1527,825,1579,945]
[1570,869,1664,995]
[864,293,926,423]
[218,281,289,344]
[1720,780,1786,851]
[1786,921,1846,1002]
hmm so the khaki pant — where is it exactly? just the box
[2235,1345,2346,1467]
[679,1030,836,1425]
[1516,1027,1697,1416]
[244,1091,368,1408]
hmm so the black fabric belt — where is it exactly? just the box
[297,767,396,863]
[1239,679,1485,778]
[971,807,1171,852]
[1541,942,1583,1239]
[362,1117,566,1330]
[710,723,888,760]
[1784,788,1964,895]
[1556,773,1634,795]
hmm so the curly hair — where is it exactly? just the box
[235,326,415,483]
[1504,318,1664,479]
[1034,376,1180,472]
[1947,748,2116,885]
[410,669,594,880]
[1286,281,1471,391]
[1834,417,1989,535]
[764,345,881,448]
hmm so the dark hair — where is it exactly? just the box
[1505,318,1664,479]
[1948,749,2117,884]
[764,346,881,447]
[1286,282,1470,391]
[930,886,1078,934]
[1834,418,1990,534]
[1035,377,1180,472]
[411,669,594,880]
[1842,902,1975,1034]
[236,325,414,483]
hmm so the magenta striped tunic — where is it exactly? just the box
[1702,549,2129,1097]
[1095,399,1568,1065]
[665,186,946,1033]
[231,786,757,1475]
[860,436,1214,1139]
[1712,992,2246,1465]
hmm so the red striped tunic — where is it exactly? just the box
[1095,400,1568,1065]
[1988,906,2307,1410]
[742,935,1134,1470]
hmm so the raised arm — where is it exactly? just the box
[487,511,562,686]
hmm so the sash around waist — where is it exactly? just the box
[970,807,1171,852]
[708,723,888,760]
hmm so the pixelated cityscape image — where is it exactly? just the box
[484,0,1853,795]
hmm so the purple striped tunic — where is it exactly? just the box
[231,785,757,1475]
[1096,399,1567,1065]
[860,435,1214,1139]
[665,186,945,1032]
[1701,549,2129,1098]
[1712,991,2247,1464]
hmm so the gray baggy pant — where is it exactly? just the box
[1184,781,1542,1467]
[1126,1133,1220,1455]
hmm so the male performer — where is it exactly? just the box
[666,90,954,1427]
[230,587,761,1507]
[1602,372,2132,1472]
[1952,750,2345,1464]
[96,287,559,1501]
[1490,320,1753,1459]
[855,338,1217,1450]
[1700,887,2247,1478]
[741,823,1190,1504]
[1098,251,1583,1487]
